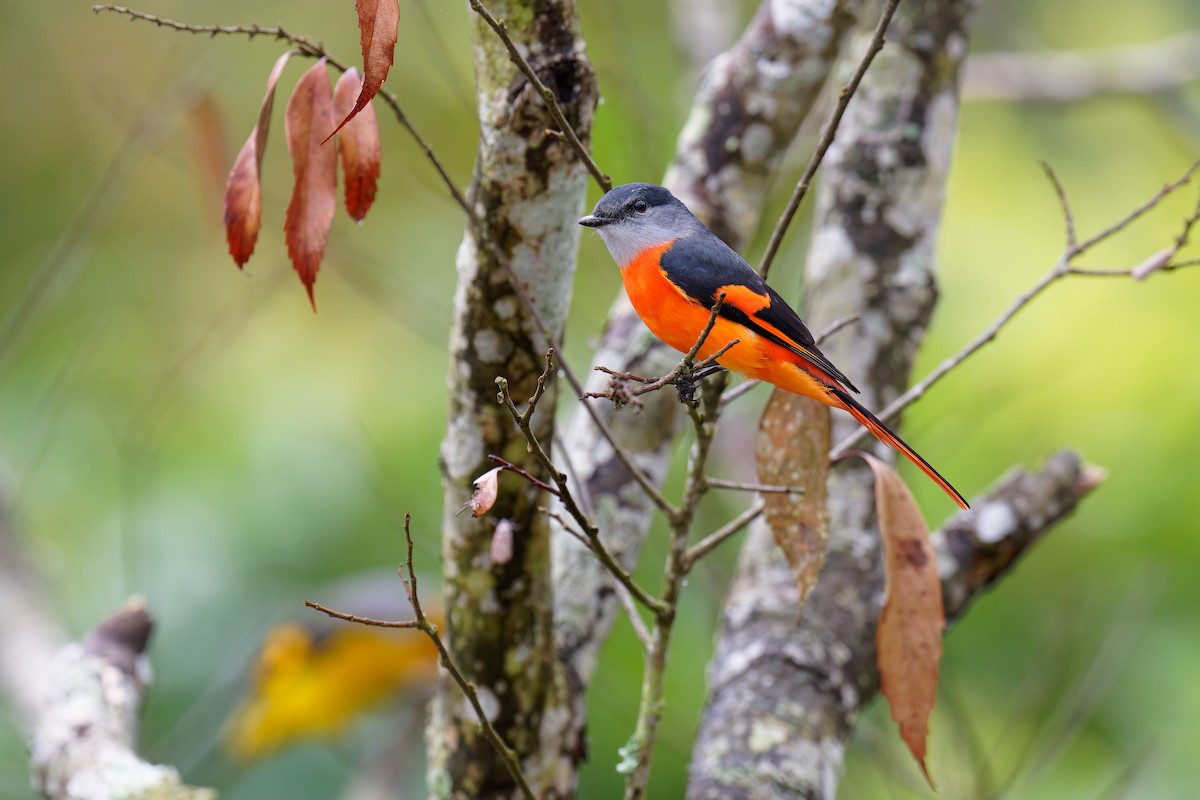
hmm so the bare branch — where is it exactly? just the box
[93,4,472,214]
[683,502,764,567]
[310,514,536,800]
[705,478,804,495]
[831,159,1200,457]
[964,32,1200,103]
[30,598,215,800]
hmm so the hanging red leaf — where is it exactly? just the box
[755,389,830,619]
[325,0,399,142]
[859,452,943,787]
[332,68,381,222]
[224,51,294,268]
[284,59,338,309]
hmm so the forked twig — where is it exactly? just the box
[306,513,536,800]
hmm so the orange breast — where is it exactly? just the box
[619,242,835,405]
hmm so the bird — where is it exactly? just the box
[579,182,968,510]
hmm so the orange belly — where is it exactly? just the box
[620,243,835,405]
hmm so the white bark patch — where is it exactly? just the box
[975,501,1019,544]
[770,0,839,45]
[473,329,513,364]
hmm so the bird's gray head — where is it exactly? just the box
[579,183,703,267]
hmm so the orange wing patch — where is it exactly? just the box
[715,283,771,315]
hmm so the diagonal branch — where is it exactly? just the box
[469,0,612,192]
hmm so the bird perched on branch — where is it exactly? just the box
[580,182,968,510]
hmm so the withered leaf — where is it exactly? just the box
[284,59,338,309]
[332,68,381,222]
[860,452,943,787]
[224,51,294,268]
[190,91,229,213]
[468,467,503,518]
[755,389,830,619]
[325,0,399,142]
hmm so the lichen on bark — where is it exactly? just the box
[430,1,598,797]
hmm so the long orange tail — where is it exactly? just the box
[830,386,969,510]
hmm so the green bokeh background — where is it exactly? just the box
[2,1,1198,797]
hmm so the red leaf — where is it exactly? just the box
[325,0,399,142]
[284,59,338,309]
[859,452,943,787]
[224,51,294,268]
[755,389,831,619]
[189,92,230,213]
[332,68,381,222]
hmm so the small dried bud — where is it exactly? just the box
[490,519,515,565]
[1131,247,1176,281]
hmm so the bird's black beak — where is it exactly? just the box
[578,214,612,228]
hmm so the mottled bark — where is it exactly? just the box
[688,1,984,796]
[548,1,861,788]
[29,600,215,800]
[429,1,597,798]
[688,452,1097,799]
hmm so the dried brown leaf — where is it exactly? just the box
[468,467,503,518]
[284,59,338,309]
[326,0,399,142]
[859,452,943,787]
[755,389,831,618]
[332,68,381,222]
[224,51,294,268]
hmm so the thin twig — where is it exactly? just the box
[303,602,419,629]
[1041,161,1077,248]
[498,368,670,616]
[591,294,733,405]
[92,4,472,221]
[613,579,653,650]
[307,514,536,800]
[831,160,1200,457]
[489,454,560,496]
[683,502,765,568]
[705,478,804,495]
[757,0,902,279]
[468,0,611,192]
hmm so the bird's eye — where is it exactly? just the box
[633,199,648,214]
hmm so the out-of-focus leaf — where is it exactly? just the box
[332,68,381,223]
[284,59,338,309]
[859,452,943,787]
[490,519,514,564]
[467,467,503,518]
[224,51,293,268]
[755,389,830,618]
[325,0,399,142]
[190,92,230,213]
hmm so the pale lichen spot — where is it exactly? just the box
[749,716,790,753]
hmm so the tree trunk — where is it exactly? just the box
[428,2,598,797]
